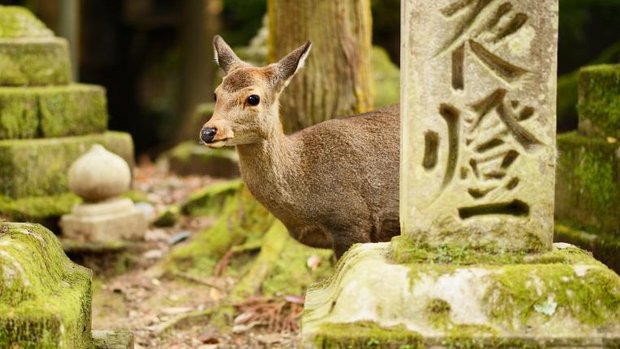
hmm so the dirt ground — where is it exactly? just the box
[90,160,302,349]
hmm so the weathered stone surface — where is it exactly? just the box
[555,132,620,236]
[400,0,558,252]
[165,141,239,178]
[0,84,107,139]
[0,222,92,348]
[302,241,620,348]
[577,64,620,139]
[0,132,134,199]
[69,145,131,202]
[61,198,146,242]
[0,38,72,86]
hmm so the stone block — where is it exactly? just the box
[93,329,134,349]
[0,6,72,86]
[577,64,620,139]
[555,132,620,236]
[400,0,558,252]
[60,198,146,242]
[0,38,72,86]
[302,241,620,348]
[0,84,108,139]
[0,222,92,348]
[0,132,134,199]
[165,141,239,177]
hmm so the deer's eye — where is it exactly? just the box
[213,93,217,102]
[247,94,260,106]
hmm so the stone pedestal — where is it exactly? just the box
[302,241,620,348]
[61,198,146,241]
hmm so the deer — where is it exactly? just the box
[200,35,400,258]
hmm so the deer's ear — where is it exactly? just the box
[274,41,312,90]
[213,35,245,74]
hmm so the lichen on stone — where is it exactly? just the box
[0,6,53,38]
[0,222,92,348]
[577,64,620,138]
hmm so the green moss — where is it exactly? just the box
[425,298,451,329]
[313,321,424,349]
[165,184,273,278]
[153,205,180,227]
[483,262,620,327]
[555,132,620,235]
[0,192,80,222]
[181,179,243,216]
[0,131,134,199]
[0,39,71,86]
[0,84,107,139]
[577,64,620,138]
[0,222,92,348]
[0,6,53,38]
[371,47,399,108]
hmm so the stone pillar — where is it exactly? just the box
[301,1,620,347]
[401,0,557,252]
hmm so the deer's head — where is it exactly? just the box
[200,35,311,148]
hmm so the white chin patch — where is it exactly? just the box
[207,140,227,148]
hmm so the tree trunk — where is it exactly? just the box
[268,0,374,133]
[176,0,222,142]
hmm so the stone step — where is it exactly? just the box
[577,64,620,139]
[0,84,107,139]
[0,38,72,86]
[555,132,620,236]
[0,132,134,199]
[0,222,93,348]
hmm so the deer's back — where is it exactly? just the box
[288,104,400,245]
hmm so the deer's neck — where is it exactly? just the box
[235,124,298,205]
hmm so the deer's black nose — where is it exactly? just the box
[200,127,217,143]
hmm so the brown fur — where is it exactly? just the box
[204,36,400,258]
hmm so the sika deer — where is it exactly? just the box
[201,36,400,258]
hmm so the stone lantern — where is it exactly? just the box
[60,144,146,241]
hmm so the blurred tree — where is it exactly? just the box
[268,0,374,133]
[176,0,222,142]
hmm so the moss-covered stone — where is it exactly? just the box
[0,84,107,139]
[577,64,620,138]
[0,192,80,226]
[555,132,620,236]
[164,140,239,178]
[0,222,92,348]
[555,222,620,274]
[0,6,53,39]
[0,132,134,199]
[0,38,72,86]
[92,329,134,349]
[302,242,620,348]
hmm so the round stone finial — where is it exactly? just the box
[68,144,131,202]
[0,6,53,38]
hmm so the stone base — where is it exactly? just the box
[556,132,619,236]
[301,239,620,348]
[0,223,92,349]
[60,198,146,242]
[0,131,134,199]
[555,222,620,274]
